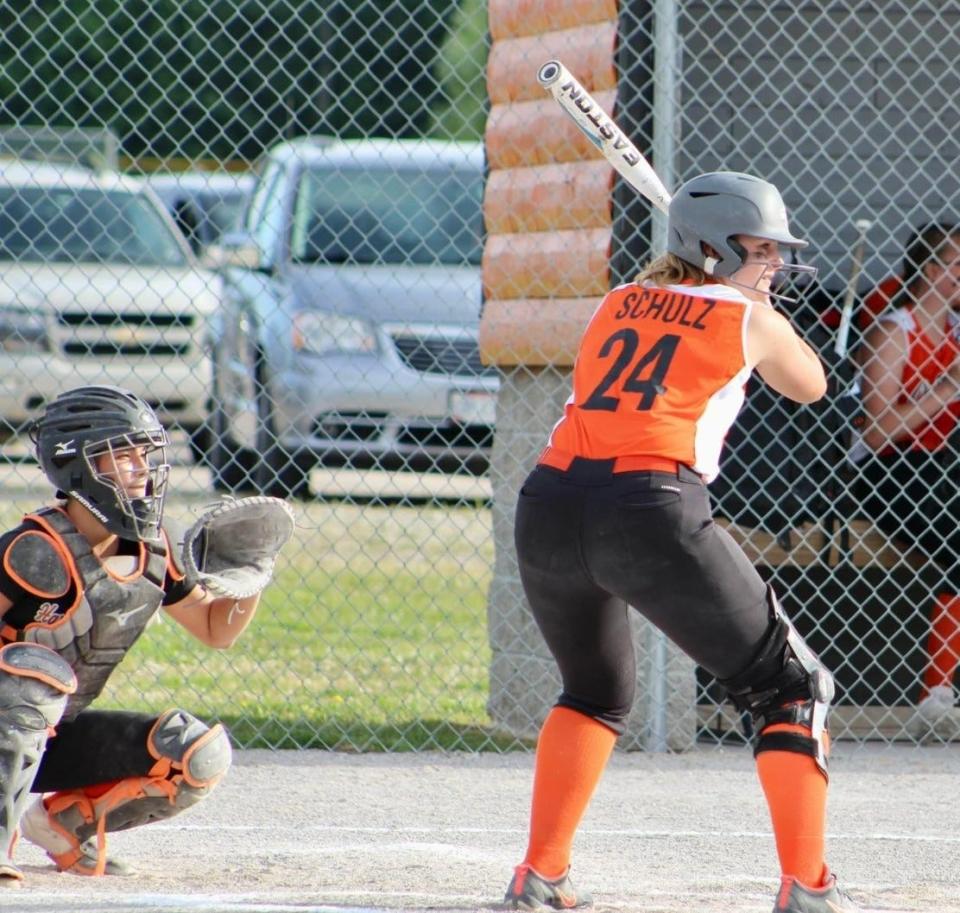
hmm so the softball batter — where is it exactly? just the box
[500,172,859,913]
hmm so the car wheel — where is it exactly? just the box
[253,366,312,500]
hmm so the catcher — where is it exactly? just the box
[0,385,294,886]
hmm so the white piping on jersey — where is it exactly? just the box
[663,282,748,302]
[877,306,960,357]
[662,285,754,483]
[692,363,751,483]
[879,306,915,334]
[878,306,960,334]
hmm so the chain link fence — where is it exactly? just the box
[0,0,958,751]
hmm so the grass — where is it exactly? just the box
[87,497,521,750]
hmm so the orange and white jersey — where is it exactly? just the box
[546,281,755,483]
[878,306,960,454]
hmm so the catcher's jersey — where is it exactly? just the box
[546,282,754,482]
[0,508,197,718]
[878,307,960,454]
[0,510,192,633]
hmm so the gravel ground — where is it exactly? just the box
[1,448,956,912]
[4,745,959,913]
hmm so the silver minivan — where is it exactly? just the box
[208,137,496,496]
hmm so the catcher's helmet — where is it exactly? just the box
[667,172,808,278]
[30,385,170,541]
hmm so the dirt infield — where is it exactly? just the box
[5,745,959,913]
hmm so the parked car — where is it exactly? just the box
[0,159,222,450]
[142,171,254,255]
[208,136,496,497]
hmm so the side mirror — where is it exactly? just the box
[209,230,262,269]
[200,244,227,269]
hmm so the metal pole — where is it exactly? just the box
[645,0,680,754]
[651,0,679,252]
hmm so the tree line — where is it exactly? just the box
[0,0,487,167]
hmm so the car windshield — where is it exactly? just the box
[0,186,188,266]
[290,163,483,267]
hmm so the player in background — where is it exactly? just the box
[856,222,960,740]
[498,173,860,913]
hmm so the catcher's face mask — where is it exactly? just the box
[81,430,170,541]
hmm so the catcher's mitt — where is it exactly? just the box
[181,496,296,600]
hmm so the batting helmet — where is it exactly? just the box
[30,385,170,541]
[667,172,807,278]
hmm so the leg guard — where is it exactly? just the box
[21,707,231,876]
[718,587,834,777]
[0,643,76,882]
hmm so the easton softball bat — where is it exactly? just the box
[537,59,672,214]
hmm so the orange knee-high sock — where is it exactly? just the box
[523,706,617,879]
[40,779,123,815]
[78,780,123,800]
[755,722,829,888]
[921,594,960,697]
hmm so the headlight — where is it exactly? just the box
[0,306,50,353]
[292,312,377,356]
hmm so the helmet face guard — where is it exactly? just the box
[77,429,170,541]
[32,385,171,541]
[720,243,819,304]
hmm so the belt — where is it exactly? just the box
[537,446,685,476]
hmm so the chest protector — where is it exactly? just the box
[17,508,167,721]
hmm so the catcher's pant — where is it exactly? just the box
[33,708,229,791]
[33,710,163,790]
[25,708,231,875]
[514,458,771,733]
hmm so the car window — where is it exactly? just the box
[245,160,286,267]
[290,164,483,267]
[0,186,188,266]
[245,162,279,232]
[202,191,247,240]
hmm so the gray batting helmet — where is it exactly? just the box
[30,385,170,541]
[667,172,807,278]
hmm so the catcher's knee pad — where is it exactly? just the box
[718,587,834,777]
[147,707,233,791]
[0,643,76,859]
[21,709,231,876]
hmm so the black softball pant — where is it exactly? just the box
[514,459,772,734]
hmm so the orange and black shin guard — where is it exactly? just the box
[522,706,617,879]
[26,777,178,876]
